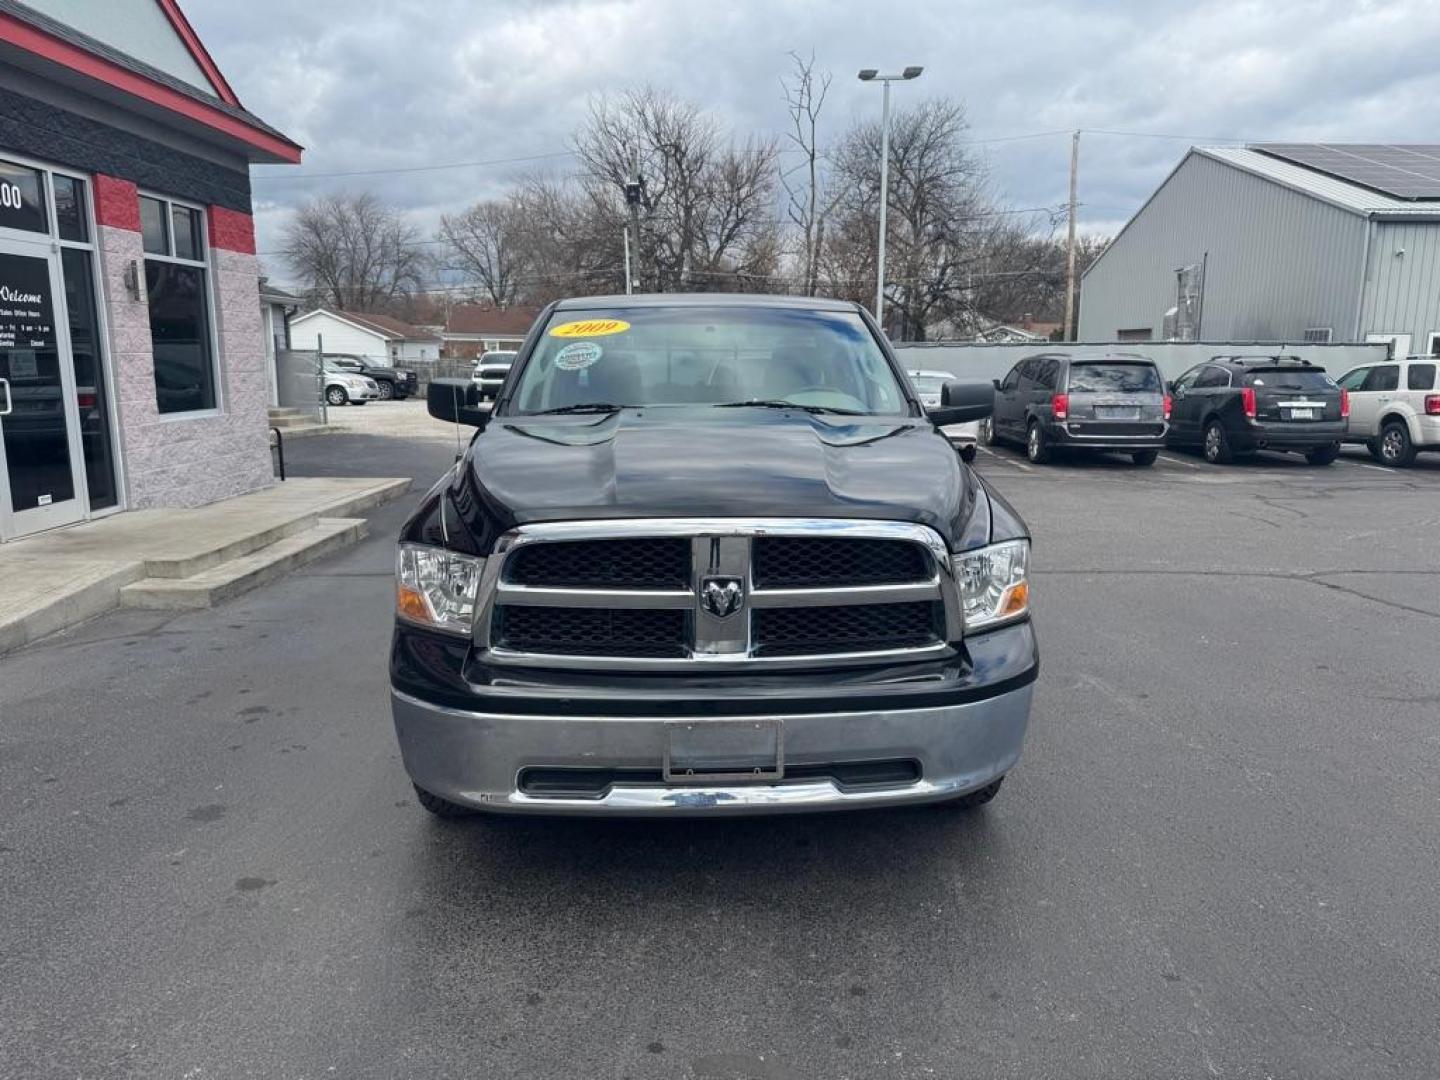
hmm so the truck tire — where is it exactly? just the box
[945,776,1004,811]
[413,783,478,819]
[1305,442,1340,466]
[1026,421,1051,464]
[1203,420,1232,464]
[1379,420,1416,466]
[376,380,395,400]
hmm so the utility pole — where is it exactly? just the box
[1064,130,1080,341]
[623,226,633,295]
[624,150,644,294]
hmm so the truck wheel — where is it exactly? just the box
[979,417,994,447]
[1131,449,1159,466]
[1379,420,1416,466]
[959,445,977,463]
[325,385,348,406]
[1026,421,1051,464]
[1202,420,1232,464]
[413,783,477,819]
[376,380,395,400]
[946,776,1004,811]
[1305,442,1340,466]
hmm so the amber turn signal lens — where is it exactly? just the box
[396,583,431,623]
[1000,581,1029,617]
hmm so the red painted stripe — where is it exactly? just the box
[0,13,301,163]
[154,0,239,107]
[93,174,141,230]
[207,204,255,254]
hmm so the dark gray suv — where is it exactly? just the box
[987,353,1170,465]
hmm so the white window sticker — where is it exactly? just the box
[554,341,603,372]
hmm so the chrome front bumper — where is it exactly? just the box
[391,681,1033,816]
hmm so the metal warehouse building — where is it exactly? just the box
[1079,144,1440,357]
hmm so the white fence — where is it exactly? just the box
[891,341,1390,385]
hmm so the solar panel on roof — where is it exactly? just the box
[1252,143,1440,200]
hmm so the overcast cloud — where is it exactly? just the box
[182,0,1440,285]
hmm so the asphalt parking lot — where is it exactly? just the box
[3,425,1439,1080]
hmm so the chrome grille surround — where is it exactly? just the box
[472,518,963,671]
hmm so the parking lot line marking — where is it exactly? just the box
[1159,454,1201,469]
[976,446,1033,472]
[1351,462,1394,473]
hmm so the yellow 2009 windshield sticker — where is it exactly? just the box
[549,318,630,338]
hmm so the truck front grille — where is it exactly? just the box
[752,536,930,588]
[505,537,690,588]
[753,601,942,657]
[482,520,958,670]
[495,606,687,658]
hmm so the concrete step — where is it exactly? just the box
[270,414,324,429]
[119,518,368,610]
[270,423,340,440]
[139,477,408,579]
[268,407,310,419]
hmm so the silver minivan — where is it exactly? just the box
[988,353,1170,465]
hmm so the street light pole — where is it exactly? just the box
[858,65,923,336]
[875,78,891,326]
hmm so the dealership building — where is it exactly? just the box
[1080,144,1440,355]
[0,0,300,542]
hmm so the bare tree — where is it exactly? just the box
[573,87,781,292]
[779,51,836,296]
[825,99,1022,340]
[436,199,528,307]
[280,192,427,313]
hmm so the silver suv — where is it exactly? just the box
[1336,356,1440,466]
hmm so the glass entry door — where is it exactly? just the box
[0,235,87,538]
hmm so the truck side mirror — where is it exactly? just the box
[992,378,1002,391]
[928,381,993,426]
[427,378,488,428]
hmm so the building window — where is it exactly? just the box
[140,194,217,414]
[0,157,48,234]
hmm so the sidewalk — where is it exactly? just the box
[0,476,410,654]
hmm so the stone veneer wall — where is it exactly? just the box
[93,178,273,509]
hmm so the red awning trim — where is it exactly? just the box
[0,12,301,163]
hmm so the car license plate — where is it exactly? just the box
[1287,407,1315,420]
[664,719,783,782]
[1096,407,1140,420]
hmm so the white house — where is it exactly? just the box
[289,309,442,366]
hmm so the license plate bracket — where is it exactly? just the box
[1096,406,1140,420]
[664,720,784,783]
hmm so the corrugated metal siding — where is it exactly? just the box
[1364,224,1440,352]
[1079,153,1368,342]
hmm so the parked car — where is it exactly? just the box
[908,369,979,461]
[1167,355,1346,465]
[392,293,1036,819]
[322,364,379,406]
[471,350,517,400]
[325,354,417,400]
[1335,356,1440,466]
[987,352,1169,465]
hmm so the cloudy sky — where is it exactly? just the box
[184,0,1440,285]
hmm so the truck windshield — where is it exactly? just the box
[509,306,907,415]
[1067,363,1161,393]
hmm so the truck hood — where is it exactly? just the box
[460,409,976,543]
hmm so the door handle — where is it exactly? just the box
[0,376,11,416]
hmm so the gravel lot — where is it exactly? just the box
[2,430,1438,1079]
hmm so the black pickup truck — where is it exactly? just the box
[389,294,1038,818]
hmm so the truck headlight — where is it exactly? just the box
[956,539,1030,631]
[396,543,485,635]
